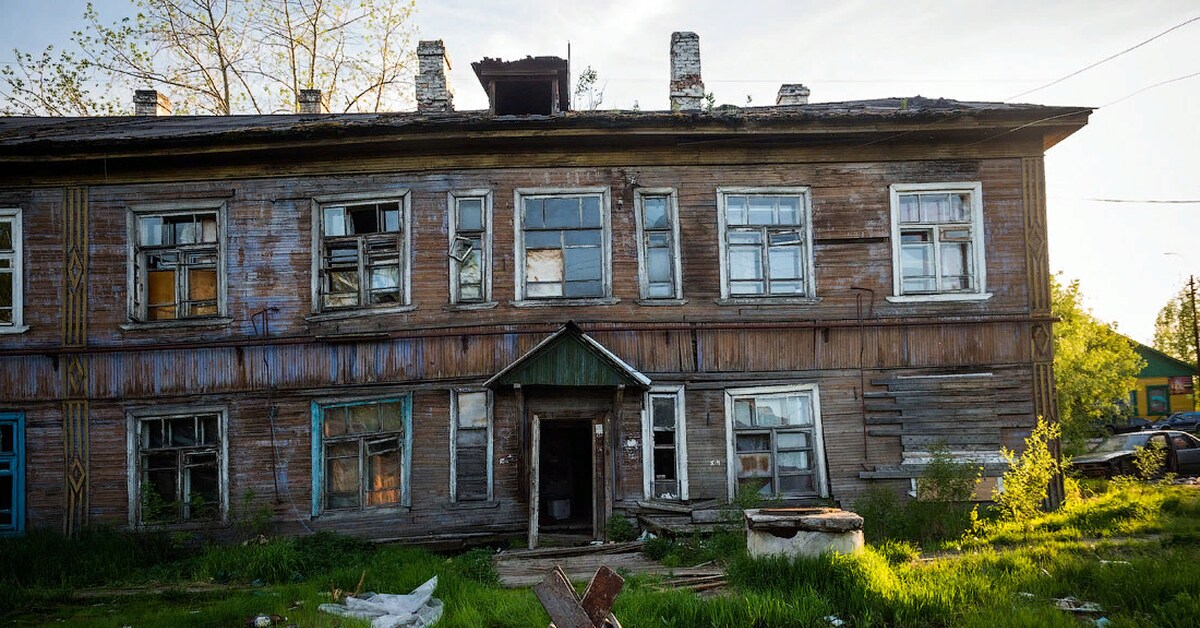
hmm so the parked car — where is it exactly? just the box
[1151,412,1200,432]
[1071,430,1200,478]
[1103,417,1151,434]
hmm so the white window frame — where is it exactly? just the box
[886,182,991,303]
[309,190,414,319]
[125,405,229,528]
[450,389,494,502]
[512,187,616,306]
[715,187,817,303]
[0,208,26,333]
[723,383,828,500]
[447,190,495,308]
[633,189,685,304]
[125,200,229,327]
[642,385,688,501]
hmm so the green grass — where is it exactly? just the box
[4,481,1199,627]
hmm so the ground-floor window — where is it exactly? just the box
[451,390,492,502]
[128,409,226,526]
[724,384,827,499]
[643,387,688,500]
[0,412,24,535]
[312,396,411,514]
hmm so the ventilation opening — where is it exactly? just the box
[494,80,555,116]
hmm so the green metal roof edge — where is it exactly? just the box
[485,321,651,389]
[1132,341,1197,378]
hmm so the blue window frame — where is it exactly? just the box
[0,412,25,535]
[311,396,412,516]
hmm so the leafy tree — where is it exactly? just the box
[1153,281,1199,373]
[2,0,417,116]
[1052,275,1144,451]
[573,65,604,111]
[995,417,1064,524]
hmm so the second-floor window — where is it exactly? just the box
[888,182,987,300]
[634,190,683,301]
[317,196,409,312]
[448,192,491,305]
[0,208,23,332]
[130,206,224,322]
[515,189,610,301]
[716,188,814,299]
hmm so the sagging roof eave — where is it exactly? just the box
[0,105,1093,162]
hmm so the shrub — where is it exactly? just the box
[917,442,981,502]
[606,515,638,542]
[449,548,499,586]
[995,417,1064,525]
[1133,441,1167,480]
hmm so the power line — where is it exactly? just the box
[1085,198,1200,204]
[1101,70,1200,107]
[1006,15,1200,101]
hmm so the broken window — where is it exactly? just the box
[729,388,824,499]
[636,191,682,300]
[131,210,221,322]
[718,191,812,298]
[644,389,687,500]
[518,192,608,300]
[134,412,224,525]
[449,194,490,304]
[0,412,24,534]
[317,398,410,512]
[318,199,407,311]
[0,209,22,331]
[890,183,986,299]
[451,390,491,502]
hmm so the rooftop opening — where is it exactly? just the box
[472,56,570,116]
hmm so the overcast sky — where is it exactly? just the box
[2,0,1198,344]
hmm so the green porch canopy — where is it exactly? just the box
[486,321,651,389]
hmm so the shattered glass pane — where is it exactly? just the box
[370,265,399,290]
[330,270,359,294]
[734,400,754,428]
[144,420,165,449]
[654,449,676,480]
[349,205,379,234]
[169,417,197,447]
[172,218,196,245]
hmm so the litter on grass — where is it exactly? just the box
[318,576,443,628]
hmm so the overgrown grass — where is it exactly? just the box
[4,482,1199,627]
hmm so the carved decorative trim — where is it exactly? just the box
[1031,322,1053,363]
[61,186,90,536]
[1022,157,1050,315]
[1033,362,1057,423]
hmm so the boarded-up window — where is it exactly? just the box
[135,412,223,524]
[318,398,409,512]
[132,211,220,321]
[731,391,821,498]
[520,193,606,299]
[452,390,491,501]
[319,200,405,310]
[719,192,810,297]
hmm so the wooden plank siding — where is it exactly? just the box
[0,142,1057,537]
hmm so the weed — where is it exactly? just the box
[448,548,499,586]
[996,416,1065,525]
[1133,441,1167,480]
[876,540,920,565]
[606,515,638,542]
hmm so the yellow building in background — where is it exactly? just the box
[1129,343,1197,419]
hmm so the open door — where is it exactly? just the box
[528,413,607,548]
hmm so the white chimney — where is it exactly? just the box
[670,32,704,112]
[777,84,811,106]
[416,40,454,113]
[297,89,329,114]
[134,90,172,116]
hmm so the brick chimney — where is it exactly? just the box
[297,89,329,114]
[133,90,172,116]
[415,40,454,113]
[669,32,704,112]
[776,84,811,106]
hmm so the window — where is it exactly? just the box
[448,192,492,305]
[1147,385,1170,416]
[888,183,989,301]
[515,189,611,302]
[716,188,814,299]
[315,194,410,312]
[0,412,24,535]
[312,397,411,514]
[642,387,688,500]
[128,409,227,526]
[725,385,827,499]
[0,208,24,332]
[129,205,224,322]
[634,190,683,301]
[451,390,492,502]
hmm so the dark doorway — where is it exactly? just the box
[538,420,593,534]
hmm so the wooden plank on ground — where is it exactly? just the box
[533,567,593,628]
[580,566,624,627]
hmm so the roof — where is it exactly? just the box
[1134,342,1197,378]
[0,97,1092,157]
[471,56,570,113]
[485,321,651,390]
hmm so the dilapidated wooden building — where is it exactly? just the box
[0,33,1089,546]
